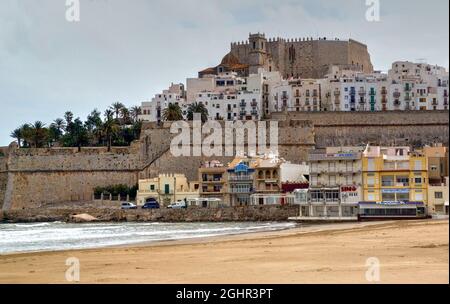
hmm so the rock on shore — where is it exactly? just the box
[69,214,98,223]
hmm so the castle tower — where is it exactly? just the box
[248,33,268,74]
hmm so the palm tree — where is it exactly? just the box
[130,106,142,123]
[110,102,125,120]
[19,124,32,148]
[187,102,209,122]
[53,118,66,133]
[10,128,23,147]
[29,121,48,148]
[102,109,119,152]
[119,107,131,125]
[162,103,183,121]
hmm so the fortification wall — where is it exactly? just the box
[272,111,449,148]
[1,111,448,210]
[5,171,138,210]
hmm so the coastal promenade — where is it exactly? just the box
[0,219,447,284]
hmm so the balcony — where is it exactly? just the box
[229,175,253,182]
[369,90,376,96]
[202,178,224,183]
[229,188,253,194]
[251,101,258,107]
[358,89,366,96]
[251,110,258,116]
[382,181,409,187]
[404,85,412,92]
[381,88,388,95]
[393,92,401,99]
[240,101,247,107]
[334,90,341,97]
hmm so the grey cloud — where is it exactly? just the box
[0,0,448,145]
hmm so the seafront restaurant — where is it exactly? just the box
[360,145,429,218]
[295,147,363,221]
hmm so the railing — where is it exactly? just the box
[334,90,340,96]
[381,89,388,95]
[229,175,254,181]
[229,188,253,193]
[393,92,401,99]
[240,102,247,107]
[202,178,224,183]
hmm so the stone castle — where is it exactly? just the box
[199,33,374,79]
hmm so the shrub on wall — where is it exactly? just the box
[94,184,138,199]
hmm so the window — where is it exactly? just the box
[367,158,375,171]
[367,174,376,187]
[397,192,409,202]
[382,192,396,201]
[367,191,376,201]
[414,160,422,170]
[435,192,443,199]
[382,176,394,186]
[415,190,423,201]
[150,185,155,191]
[396,176,409,186]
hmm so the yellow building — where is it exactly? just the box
[362,146,428,205]
[137,174,200,206]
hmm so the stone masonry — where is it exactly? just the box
[0,111,448,210]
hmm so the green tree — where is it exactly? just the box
[162,103,183,121]
[10,128,23,147]
[19,124,32,148]
[29,121,48,148]
[47,123,63,145]
[64,111,74,129]
[111,102,125,120]
[102,109,119,152]
[130,106,142,123]
[85,109,103,145]
[119,107,131,125]
[187,102,209,122]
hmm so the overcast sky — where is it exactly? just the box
[0,0,449,146]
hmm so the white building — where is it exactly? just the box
[138,83,186,122]
[387,61,449,111]
[305,146,364,219]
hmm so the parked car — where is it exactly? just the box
[167,200,187,209]
[142,201,160,209]
[121,202,137,210]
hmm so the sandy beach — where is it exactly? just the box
[0,219,448,284]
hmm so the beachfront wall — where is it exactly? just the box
[0,205,300,223]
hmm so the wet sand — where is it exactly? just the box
[0,220,448,284]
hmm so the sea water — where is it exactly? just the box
[0,221,296,254]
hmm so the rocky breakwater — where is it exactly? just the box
[0,206,300,223]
